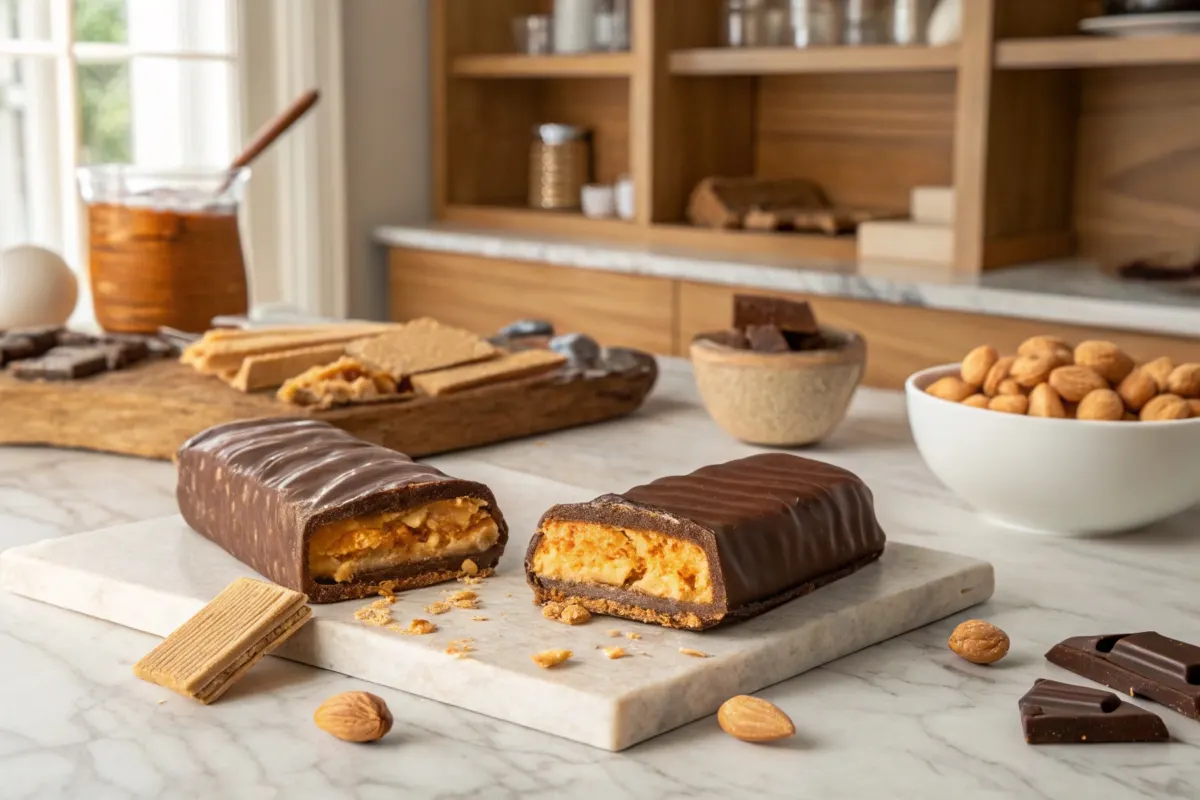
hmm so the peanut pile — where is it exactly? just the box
[926,336,1200,422]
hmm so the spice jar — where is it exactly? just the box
[77,166,250,333]
[529,124,592,211]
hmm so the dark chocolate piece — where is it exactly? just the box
[525,454,886,630]
[8,325,62,352]
[745,324,790,353]
[177,419,509,604]
[95,339,150,369]
[1046,632,1200,720]
[733,295,819,337]
[56,330,98,347]
[1019,679,1168,745]
[0,335,38,366]
[10,347,108,380]
[549,333,601,368]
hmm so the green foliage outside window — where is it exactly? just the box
[76,0,131,164]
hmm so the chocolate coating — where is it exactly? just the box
[1045,632,1200,720]
[1019,679,1168,745]
[526,453,886,629]
[177,418,508,603]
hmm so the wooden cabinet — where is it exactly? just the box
[390,248,1200,390]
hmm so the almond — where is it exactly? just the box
[717,695,796,743]
[1166,363,1200,398]
[996,379,1025,396]
[982,356,1016,397]
[1027,383,1066,418]
[313,692,393,743]
[961,345,999,386]
[1010,355,1056,388]
[1141,394,1192,422]
[1076,389,1124,422]
[987,395,1028,415]
[1116,368,1157,412]
[948,620,1010,665]
[1048,365,1107,403]
[1017,335,1072,363]
[1142,357,1175,392]
[961,394,989,409]
[1073,340,1135,384]
[926,376,975,403]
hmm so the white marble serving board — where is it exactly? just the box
[0,462,994,751]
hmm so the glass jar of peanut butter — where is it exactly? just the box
[77,166,251,333]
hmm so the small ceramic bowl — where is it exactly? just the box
[690,327,866,446]
[907,363,1200,536]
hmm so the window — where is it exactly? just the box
[0,0,349,320]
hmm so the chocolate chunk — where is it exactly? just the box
[177,419,510,604]
[57,330,98,347]
[0,335,38,366]
[1019,679,1168,745]
[733,295,819,337]
[745,324,790,353]
[95,339,150,370]
[8,325,62,352]
[10,347,108,380]
[785,332,830,352]
[525,454,886,630]
[548,333,601,368]
[1046,632,1200,720]
[498,319,555,339]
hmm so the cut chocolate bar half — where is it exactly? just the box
[1045,632,1200,720]
[524,454,886,630]
[177,419,508,603]
[1019,679,1169,745]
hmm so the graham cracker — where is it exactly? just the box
[345,317,498,379]
[227,344,349,392]
[186,324,401,375]
[134,578,311,704]
[412,349,567,396]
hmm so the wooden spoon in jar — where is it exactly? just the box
[218,88,321,192]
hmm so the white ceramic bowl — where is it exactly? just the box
[906,364,1200,536]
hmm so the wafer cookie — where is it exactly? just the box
[133,578,311,704]
[227,344,348,392]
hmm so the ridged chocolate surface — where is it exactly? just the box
[177,418,507,603]
[528,453,886,626]
[1018,679,1168,745]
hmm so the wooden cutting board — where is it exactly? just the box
[0,355,658,460]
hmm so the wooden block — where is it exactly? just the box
[858,220,955,265]
[911,186,956,225]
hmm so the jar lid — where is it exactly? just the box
[534,124,591,144]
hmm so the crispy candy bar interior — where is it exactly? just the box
[309,497,500,584]
[530,520,713,604]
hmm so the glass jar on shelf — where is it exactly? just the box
[842,0,887,45]
[722,0,767,47]
[594,0,631,51]
[785,0,842,47]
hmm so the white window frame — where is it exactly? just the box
[0,0,348,321]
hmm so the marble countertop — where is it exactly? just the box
[3,359,1199,799]
[375,224,1200,338]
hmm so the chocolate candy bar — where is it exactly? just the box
[525,454,886,630]
[1019,679,1168,745]
[177,419,509,603]
[11,347,108,380]
[1046,632,1200,720]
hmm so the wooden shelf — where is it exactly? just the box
[452,53,635,79]
[996,35,1200,70]
[441,205,640,239]
[669,45,959,75]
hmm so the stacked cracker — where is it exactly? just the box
[182,318,566,409]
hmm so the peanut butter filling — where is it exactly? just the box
[308,498,499,583]
[531,520,713,603]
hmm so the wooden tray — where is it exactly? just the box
[0,354,658,460]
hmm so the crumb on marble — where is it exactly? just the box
[448,590,480,610]
[471,616,488,622]
[541,602,564,620]
[424,600,453,615]
[679,648,710,658]
[531,649,572,669]
[559,604,591,626]
[446,638,475,658]
[355,597,397,627]
[606,629,621,638]
[603,646,628,660]
[625,632,642,640]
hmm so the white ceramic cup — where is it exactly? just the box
[616,175,635,221]
[580,184,617,219]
